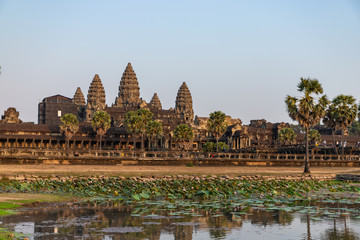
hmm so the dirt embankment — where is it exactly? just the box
[1,165,360,178]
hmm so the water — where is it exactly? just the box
[1,200,360,240]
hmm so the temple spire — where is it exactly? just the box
[149,93,162,110]
[73,87,86,105]
[115,63,141,109]
[175,82,194,123]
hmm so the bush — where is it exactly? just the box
[186,162,194,167]
[202,142,228,152]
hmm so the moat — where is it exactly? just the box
[1,200,360,240]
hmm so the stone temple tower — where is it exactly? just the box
[73,87,86,106]
[149,93,162,111]
[86,74,106,121]
[115,63,141,109]
[73,87,86,121]
[175,82,194,124]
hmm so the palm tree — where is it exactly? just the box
[329,95,358,158]
[285,78,329,173]
[135,109,153,150]
[278,128,296,145]
[173,124,194,151]
[308,129,321,146]
[91,111,111,153]
[207,111,228,152]
[323,103,339,154]
[146,120,163,150]
[124,111,140,151]
[60,113,79,150]
[124,109,153,151]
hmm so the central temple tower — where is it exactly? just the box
[114,63,141,109]
[175,82,194,124]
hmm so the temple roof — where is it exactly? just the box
[42,94,73,103]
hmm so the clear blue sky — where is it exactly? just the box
[0,0,359,124]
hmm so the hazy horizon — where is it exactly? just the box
[0,1,359,124]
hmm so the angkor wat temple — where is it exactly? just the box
[1,63,358,153]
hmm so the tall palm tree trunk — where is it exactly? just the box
[304,127,310,173]
[216,137,219,152]
[133,136,136,151]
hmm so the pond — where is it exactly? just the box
[1,199,360,240]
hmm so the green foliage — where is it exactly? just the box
[0,202,20,209]
[278,128,296,145]
[290,124,303,134]
[146,120,163,149]
[173,124,193,150]
[285,78,328,129]
[1,178,360,205]
[308,129,321,145]
[91,111,111,137]
[60,113,79,141]
[124,111,140,135]
[285,78,328,173]
[203,142,216,152]
[203,142,228,152]
[207,111,228,151]
[349,121,360,136]
[0,209,14,216]
[135,109,153,135]
[324,95,358,131]
[91,111,111,152]
[218,142,228,151]
[186,162,194,167]
[124,109,153,150]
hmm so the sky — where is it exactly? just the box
[0,0,359,124]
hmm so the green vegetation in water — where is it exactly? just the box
[1,177,359,204]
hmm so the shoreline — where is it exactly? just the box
[2,165,360,179]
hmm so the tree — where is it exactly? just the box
[135,109,153,150]
[202,142,216,153]
[146,120,163,150]
[60,113,79,150]
[124,111,140,151]
[285,78,329,173]
[290,124,304,134]
[207,111,228,152]
[326,95,358,157]
[278,128,296,145]
[323,103,339,154]
[308,129,321,146]
[218,142,229,151]
[349,121,360,136]
[173,124,194,151]
[124,109,153,151]
[202,141,228,153]
[91,111,111,153]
